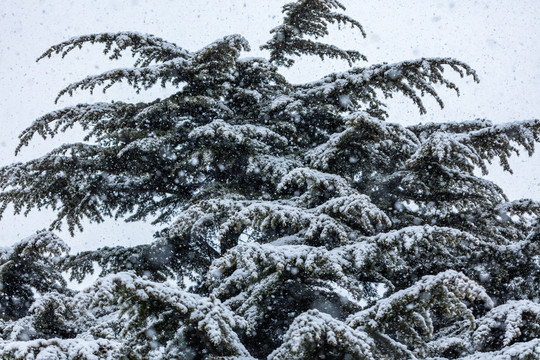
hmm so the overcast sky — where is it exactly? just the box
[1,0,539,252]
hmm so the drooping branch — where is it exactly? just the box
[48,34,250,103]
[293,57,479,117]
[407,119,540,174]
[37,31,190,66]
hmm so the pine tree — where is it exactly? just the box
[1,0,540,358]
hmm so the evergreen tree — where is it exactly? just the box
[1,0,540,358]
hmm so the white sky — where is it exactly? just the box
[1,0,539,252]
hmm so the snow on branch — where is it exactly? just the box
[407,118,493,141]
[247,155,302,184]
[278,167,356,199]
[294,57,479,116]
[15,96,233,155]
[86,272,251,358]
[473,300,540,349]
[314,195,391,234]
[307,112,419,170]
[195,33,250,59]
[495,198,540,218]
[364,225,484,270]
[3,230,70,260]
[268,309,375,359]
[37,31,190,66]
[1,272,253,358]
[0,231,70,320]
[208,243,369,330]
[407,132,485,174]
[464,119,540,173]
[166,198,248,239]
[0,338,123,360]
[217,201,353,245]
[458,339,540,360]
[50,34,250,103]
[395,163,508,210]
[209,229,489,325]
[276,167,392,233]
[348,270,493,351]
[188,119,288,150]
[407,119,540,175]
[61,239,205,285]
[338,225,488,291]
[280,0,365,38]
[3,4,539,358]
[265,37,366,67]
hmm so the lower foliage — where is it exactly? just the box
[1,228,539,359]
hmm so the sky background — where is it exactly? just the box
[1,0,539,253]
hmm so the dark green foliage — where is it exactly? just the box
[1,0,540,359]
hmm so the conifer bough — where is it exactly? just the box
[1,0,540,359]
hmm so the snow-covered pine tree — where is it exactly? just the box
[1,0,540,358]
